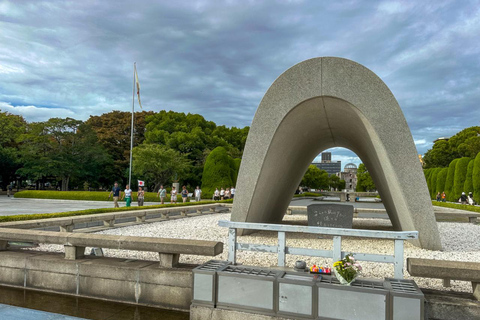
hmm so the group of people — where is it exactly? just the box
[436,191,476,205]
[109,182,235,208]
[108,182,145,208]
[213,187,235,201]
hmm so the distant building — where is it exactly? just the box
[337,163,358,191]
[418,154,425,167]
[313,152,341,175]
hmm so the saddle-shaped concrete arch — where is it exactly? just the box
[232,57,442,250]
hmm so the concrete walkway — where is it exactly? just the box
[0,303,86,320]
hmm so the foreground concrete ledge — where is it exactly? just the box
[0,250,196,311]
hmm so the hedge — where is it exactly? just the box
[464,159,474,194]
[424,168,433,192]
[0,199,234,223]
[201,147,236,199]
[444,159,458,202]
[452,157,471,201]
[435,168,448,195]
[429,168,442,199]
[14,190,192,202]
[473,152,480,203]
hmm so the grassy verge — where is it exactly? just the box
[0,199,233,223]
[432,201,480,213]
[14,190,196,202]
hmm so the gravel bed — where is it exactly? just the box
[29,213,480,293]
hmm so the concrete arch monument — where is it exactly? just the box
[232,57,442,250]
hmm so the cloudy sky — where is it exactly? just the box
[1,1,480,168]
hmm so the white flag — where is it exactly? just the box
[138,180,145,186]
[134,64,143,109]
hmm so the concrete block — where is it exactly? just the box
[0,267,25,286]
[210,207,216,213]
[181,210,187,217]
[139,282,192,310]
[27,269,77,293]
[140,264,193,287]
[136,215,146,223]
[26,251,80,274]
[197,209,203,214]
[473,282,480,300]
[78,258,155,282]
[65,245,85,260]
[0,240,7,250]
[78,276,136,302]
[159,253,180,268]
[161,212,169,219]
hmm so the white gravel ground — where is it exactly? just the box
[30,213,480,293]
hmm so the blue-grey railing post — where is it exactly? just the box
[278,231,286,266]
[228,228,237,264]
[332,236,342,262]
[394,239,404,279]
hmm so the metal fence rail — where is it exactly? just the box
[218,220,418,279]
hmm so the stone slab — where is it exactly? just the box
[307,204,353,228]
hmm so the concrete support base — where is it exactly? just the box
[181,210,187,217]
[161,212,169,219]
[64,246,85,260]
[473,282,480,300]
[209,208,216,213]
[443,279,451,287]
[59,224,74,232]
[103,220,115,227]
[190,305,292,320]
[159,253,180,268]
[136,216,146,223]
[197,209,202,214]
[0,240,7,251]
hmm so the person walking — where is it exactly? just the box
[181,186,189,203]
[108,182,122,208]
[460,192,468,205]
[157,185,166,204]
[171,186,178,204]
[224,188,230,200]
[468,192,475,205]
[214,188,220,201]
[230,186,235,199]
[441,191,446,202]
[220,187,225,200]
[122,184,132,207]
[436,192,441,202]
[7,185,11,197]
[137,187,145,206]
[194,186,202,202]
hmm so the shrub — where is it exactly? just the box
[0,199,233,223]
[201,147,236,199]
[453,157,471,201]
[423,169,433,194]
[473,153,480,203]
[435,168,448,195]
[464,159,474,194]
[444,159,458,202]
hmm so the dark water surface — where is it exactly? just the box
[0,286,189,320]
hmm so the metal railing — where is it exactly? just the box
[218,220,418,279]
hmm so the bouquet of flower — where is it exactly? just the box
[333,254,362,285]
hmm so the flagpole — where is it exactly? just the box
[129,62,135,188]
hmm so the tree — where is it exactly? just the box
[133,144,189,192]
[464,159,474,194]
[301,165,329,190]
[328,175,341,191]
[435,168,448,195]
[356,163,376,192]
[453,157,471,201]
[201,147,237,197]
[86,110,154,185]
[0,111,26,189]
[473,153,480,202]
[424,126,480,168]
[17,118,111,190]
[429,168,442,199]
[444,159,458,201]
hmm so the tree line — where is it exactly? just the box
[423,126,480,202]
[0,109,249,192]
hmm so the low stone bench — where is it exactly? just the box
[0,228,223,268]
[407,258,480,299]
